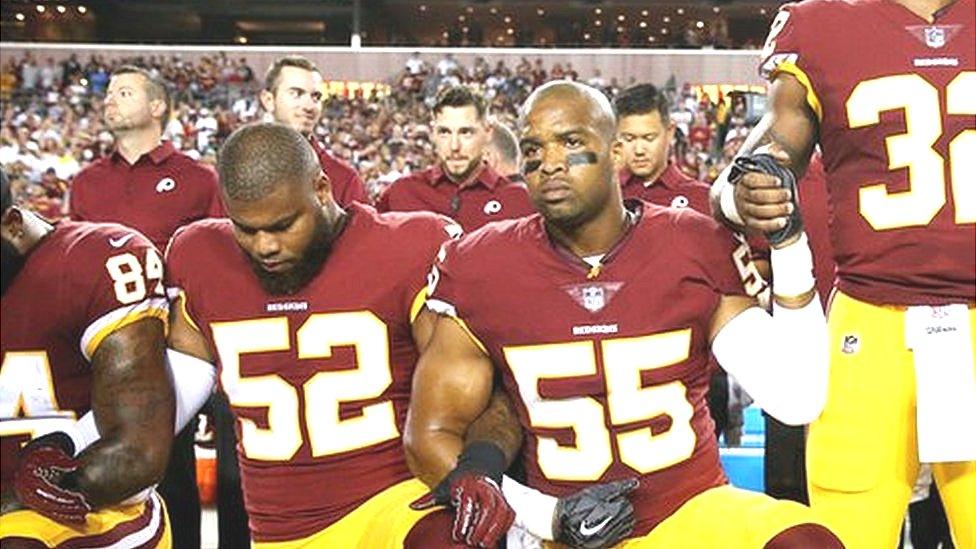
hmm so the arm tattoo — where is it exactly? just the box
[74,318,175,507]
[464,386,523,465]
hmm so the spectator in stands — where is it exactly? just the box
[67,65,223,549]
[259,55,366,206]
[377,85,533,229]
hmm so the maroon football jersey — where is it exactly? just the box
[1,222,167,489]
[165,203,454,542]
[428,200,760,536]
[761,0,975,305]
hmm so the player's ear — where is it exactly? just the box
[259,89,276,114]
[314,171,333,205]
[611,138,624,167]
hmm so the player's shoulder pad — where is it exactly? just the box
[449,214,537,260]
[165,217,233,262]
[65,220,157,259]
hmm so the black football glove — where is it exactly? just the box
[553,478,639,549]
[728,153,802,247]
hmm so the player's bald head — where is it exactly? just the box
[518,81,616,143]
[218,122,320,202]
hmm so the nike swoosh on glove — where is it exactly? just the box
[554,478,639,549]
[729,154,802,247]
[13,431,91,524]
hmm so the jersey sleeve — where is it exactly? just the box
[677,210,764,298]
[73,227,169,361]
[403,215,463,323]
[758,2,823,120]
[163,225,205,333]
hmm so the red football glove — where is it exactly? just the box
[13,432,91,524]
[410,442,514,548]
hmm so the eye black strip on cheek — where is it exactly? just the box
[522,160,542,174]
[566,152,598,166]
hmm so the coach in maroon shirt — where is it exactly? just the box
[377,86,534,229]
[259,56,366,206]
[69,66,223,252]
[67,64,216,549]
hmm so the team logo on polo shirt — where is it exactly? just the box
[155,177,176,193]
[483,200,502,215]
[670,195,689,208]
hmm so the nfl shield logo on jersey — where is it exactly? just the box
[582,286,605,312]
[563,282,623,313]
[924,26,946,48]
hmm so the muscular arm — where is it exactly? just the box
[72,317,175,507]
[737,74,819,175]
[404,315,496,487]
[711,74,820,230]
[168,295,215,363]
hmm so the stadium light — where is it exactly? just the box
[56,5,66,14]
[663,16,671,23]
[465,6,473,13]
[759,8,768,15]
[639,21,647,28]
[504,15,512,23]
[490,7,497,14]
[36,5,46,13]
[583,32,591,40]
[713,6,721,13]
[677,8,685,15]
[696,20,705,29]
[506,28,514,35]
[594,8,602,15]
[647,36,656,43]
[15,12,25,21]
[419,4,427,12]
[617,14,625,22]
[616,26,624,33]
[594,20,602,26]
[536,8,545,16]
[78,5,87,14]
[661,27,669,34]
[641,10,649,17]
[458,14,466,21]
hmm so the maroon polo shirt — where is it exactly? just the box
[619,163,711,212]
[376,163,535,230]
[620,163,770,262]
[69,141,223,251]
[308,138,367,207]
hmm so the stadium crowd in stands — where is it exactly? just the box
[0,51,754,217]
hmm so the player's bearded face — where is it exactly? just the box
[432,106,489,182]
[229,184,333,295]
[247,211,331,295]
[520,102,616,230]
[616,112,672,179]
[1,236,25,296]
